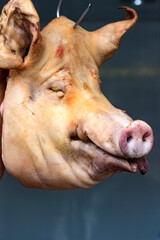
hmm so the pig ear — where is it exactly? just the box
[0,69,8,179]
[89,7,138,67]
[0,0,40,69]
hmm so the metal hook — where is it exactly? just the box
[57,0,63,18]
[73,3,91,28]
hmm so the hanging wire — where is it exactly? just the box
[57,0,63,18]
[73,3,91,28]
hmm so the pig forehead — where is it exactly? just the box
[41,16,92,62]
[39,17,100,86]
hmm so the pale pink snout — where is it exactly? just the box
[120,120,154,158]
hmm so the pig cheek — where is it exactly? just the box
[40,105,71,149]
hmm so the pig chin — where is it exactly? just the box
[70,137,138,183]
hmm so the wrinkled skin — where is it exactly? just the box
[0,0,153,189]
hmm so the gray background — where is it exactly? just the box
[0,0,160,239]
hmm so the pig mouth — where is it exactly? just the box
[70,132,149,179]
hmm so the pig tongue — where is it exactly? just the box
[134,156,149,175]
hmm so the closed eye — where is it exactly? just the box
[48,88,65,98]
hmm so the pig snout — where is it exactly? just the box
[120,120,153,159]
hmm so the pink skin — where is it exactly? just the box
[119,120,153,159]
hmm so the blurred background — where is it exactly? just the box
[0,0,160,239]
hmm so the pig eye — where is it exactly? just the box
[48,87,65,98]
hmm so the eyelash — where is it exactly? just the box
[48,88,65,98]
[48,88,62,92]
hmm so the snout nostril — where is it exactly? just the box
[126,132,150,143]
[127,136,132,143]
[142,132,150,142]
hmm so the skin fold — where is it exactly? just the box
[0,0,153,189]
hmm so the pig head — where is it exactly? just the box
[0,0,153,189]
